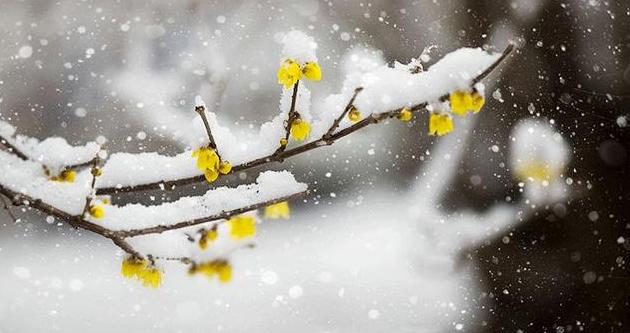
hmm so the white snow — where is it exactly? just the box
[280,30,318,63]
[93,170,306,231]
[0,150,92,215]
[0,120,100,174]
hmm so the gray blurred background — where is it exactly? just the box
[1,0,629,331]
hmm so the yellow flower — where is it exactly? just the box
[302,61,322,81]
[219,160,232,175]
[199,228,218,250]
[277,59,302,89]
[138,267,162,288]
[514,161,553,181]
[279,137,288,147]
[348,106,361,123]
[428,112,454,136]
[193,147,229,183]
[398,107,413,122]
[470,91,485,113]
[449,90,485,116]
[89,204,105,219]
[121,257,147,278]
[120,257,162,288]
[228,215,256,239]
[264,201,290,219]
[189,260,232,283]
[51,169,76,182]
[192,147,220,171]
[290,118,311,141]
[449,90,473,116]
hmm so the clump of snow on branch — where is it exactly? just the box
[92,171,306,231]
[0,120,100,174]
[0,150,92,214]
[280,30,318,63]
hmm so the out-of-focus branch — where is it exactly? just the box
[97,43,516,196]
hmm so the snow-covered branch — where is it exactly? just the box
[0,31,515,287]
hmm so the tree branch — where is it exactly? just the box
[114,190,307,237]
[96,44,515,195]
[324,87,363,139]
[274,80,300,155]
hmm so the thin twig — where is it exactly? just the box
[1,195,19,223]
[324,87,363,138]
[195,105,222,159]
[274,80,300,155]
[0,135,29,160]
[96,44,515,196]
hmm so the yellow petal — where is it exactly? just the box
[290,119,311,141]
[89,204,105,219]
[61,169,76,182]
[228,215,256,239]
[217,262,232,283]
[139,267,162,288]
[121,257,147,278]
[195,147,220,171]
[397,108,413,122]
[264,201,291,219]
[204,168,219,183]
[449,91,472,116]
[302,61,322,81]
[277,59,302,88]
[348,107,361,123]
[219,160,232,175]
[470,91,485,113]
[428,112,454,136]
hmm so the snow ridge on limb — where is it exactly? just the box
[0,120,100,174]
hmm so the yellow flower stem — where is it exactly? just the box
[194,105,222,160]
[275,80,300,154]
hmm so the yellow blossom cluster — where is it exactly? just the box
[192,147,232,183]
[227,215,256,239]
[264,201,290,219]
[121,257,162,288]
[50,169,76,182]
[449,90,485,116]
[189,259,232,283]
[277,59,322,88]
[428,90,486,136]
